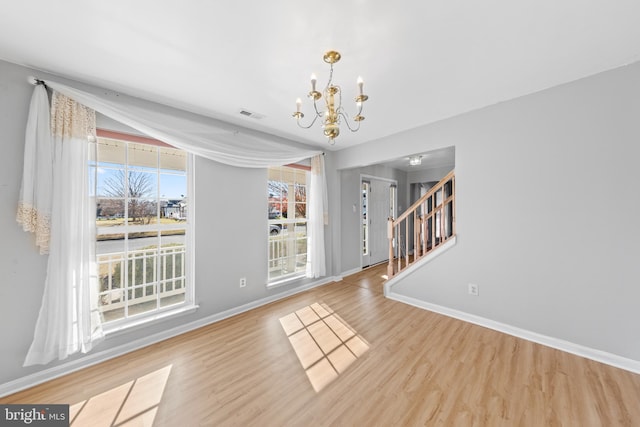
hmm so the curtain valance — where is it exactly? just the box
[42,79,321,168]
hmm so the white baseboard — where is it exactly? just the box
[340,267,362,279]
[0,276,335,398]
[383,235,640,374]
[386,291,640,375]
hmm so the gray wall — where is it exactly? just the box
[336,61,640,361]
[0,59,337,387]
[408,165,455,185]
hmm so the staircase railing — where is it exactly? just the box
[387,170,455,278]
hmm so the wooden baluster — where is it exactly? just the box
[396,223,401,274]
[404,219,409,269]
[425,214,430,254]
[413,209,420,262]
[431,199,436,251]
[420,214,425,257]
[417,216,421,259]
[451,176,456,237]
[440,185,445,242]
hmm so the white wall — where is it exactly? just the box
[336,61,640,362]
[0,59,338,390]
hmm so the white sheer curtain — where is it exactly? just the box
[23,91,104,366]
[16,84,52,254]
[43,79,321,168]
[19,76,325,365]
[306,154,328,278]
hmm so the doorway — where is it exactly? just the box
[361,176,397,268]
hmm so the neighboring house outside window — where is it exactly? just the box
[90,131,193,327]
[268,165,309,282]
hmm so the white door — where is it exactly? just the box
[362,178,396,267]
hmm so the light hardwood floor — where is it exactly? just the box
[3,264,640,426]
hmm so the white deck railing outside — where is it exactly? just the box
[98,245,186,320]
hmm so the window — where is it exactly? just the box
[389,184,397,220]
[90,131,193,325]
[268,165,308,282]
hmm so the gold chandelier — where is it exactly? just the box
[292,51,368,144]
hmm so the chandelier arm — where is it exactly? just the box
[335,87,366,132]
[312,97,323,117]
[338,112,362,132]
[296,113,321,129]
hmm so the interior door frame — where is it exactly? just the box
[360,174,398,269]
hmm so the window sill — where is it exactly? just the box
[102,304,199,337]
[266,274,306,289]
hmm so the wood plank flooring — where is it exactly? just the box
[3,264,640,426]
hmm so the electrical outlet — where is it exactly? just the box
[468,283,479,296]
[239,277,247,288]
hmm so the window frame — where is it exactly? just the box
[267,164,310,284]
[92,129,196,334]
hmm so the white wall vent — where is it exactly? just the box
[238,109,265,119]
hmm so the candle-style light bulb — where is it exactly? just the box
[311,73,317,92]
[357,76,364,95]
[296,98,302,112]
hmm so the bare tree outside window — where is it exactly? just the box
[102,170,155,224]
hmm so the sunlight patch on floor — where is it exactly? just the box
[280,302,369,392]
[69,365,172,426]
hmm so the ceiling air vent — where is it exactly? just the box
[238,109,265,120]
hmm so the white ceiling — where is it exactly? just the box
[1,0,639,155]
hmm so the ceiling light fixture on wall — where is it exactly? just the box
[292,51,368,145]
[409,155,422,166]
